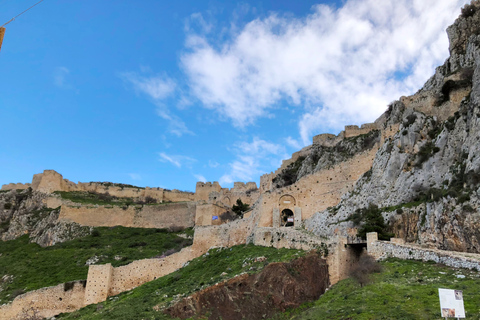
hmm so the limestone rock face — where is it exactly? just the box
[306,4,480,253]
[0,189,90,247]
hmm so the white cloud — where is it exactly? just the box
[182,0,467,145]
[285,136,302,150]
[128,173,142,181]
[194,174,207,182]
[121,71,193,136]
[158,152,196,168]
[122,72,176,100]
[54,67,74,89]
[208,160,220,168]
[185,12,213,33]
[219,137,288,185]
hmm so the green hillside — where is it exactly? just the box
[0,226,193,304]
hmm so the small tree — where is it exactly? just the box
[349,204,394,240]
[349,253,382,287]
[232,199,250,218]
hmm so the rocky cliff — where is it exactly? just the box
[306,2,480,253]
[0,189,90,247]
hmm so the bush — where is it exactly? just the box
[349,204,394,240]
[403,114,417,127]
[415,142,440,167]
[144,196,157,204]
[232,199,250,218]
[220,210,237,222]
[349,254,382,287]
[168,225,185,233]
[461,3,477,18]
[3,203,12,210]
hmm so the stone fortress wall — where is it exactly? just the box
[1,170,195,203]
[57,202,196,229]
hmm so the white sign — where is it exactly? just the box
[287,217,294,222]
[283,200,291,204]
[439,288,465,318]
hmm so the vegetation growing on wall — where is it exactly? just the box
[232,199,250,218]
[348,204,394,240]
[0,227,193,304]
[89,182,145,190]
[54,191,166,206]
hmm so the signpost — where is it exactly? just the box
[439,288,465,319]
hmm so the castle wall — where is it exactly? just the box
[0,281,86,320]
[58,202,196,229]
[256,146,378,228]
[400,85,471,122]
[367,232,480,270]
[195,203,228,226]
[108,247,194,296]
[344,123,378,138]
[83,264,113,305]
[2,170,194,203]
[163,190,195,202]
[195,182,222,201]
[0,183,30,190]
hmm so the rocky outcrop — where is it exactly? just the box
[164,254,329,320]
[0,189,90,247]
[273,129,381,189]
[306,2,480,253]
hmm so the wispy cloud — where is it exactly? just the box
[128,173,142,181]
[208,160,219,168]
[194,174,207,182]
[285,136,302,150]
[54,67,75,90]
[122,72,176,100]
[121,71,192,137]
[158,152,196,168]
[182,0,467,144]
[219,137,288,185]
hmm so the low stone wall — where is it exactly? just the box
[0,281,86,320]
[250,227,326,251]
[58,202,196,229]
[367,232,480,270]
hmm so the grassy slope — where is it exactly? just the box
[275,258,480,320]
[58,245,308,320]
[0,227,193,304]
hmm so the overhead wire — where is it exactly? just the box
[1,0,45,28]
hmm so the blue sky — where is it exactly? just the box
[0,0,467,191]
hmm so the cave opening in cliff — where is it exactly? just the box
[281,209,294,227]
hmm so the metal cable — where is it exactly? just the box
[1,0,45,28]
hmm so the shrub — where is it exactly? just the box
[403,114,417,127]
[349,204,394,240]
[415,142,440,167]
[144,196,157,204]
[232,199,250,218]
[461,3,477,18]
[168,225,185,233]
[91,229,101,237]
[220,210,237,222]
[3,203,12,210]
[349,254,382,287]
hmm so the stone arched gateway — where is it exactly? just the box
[273,194,302,227]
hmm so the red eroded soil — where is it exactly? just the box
[164,253,329,320]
